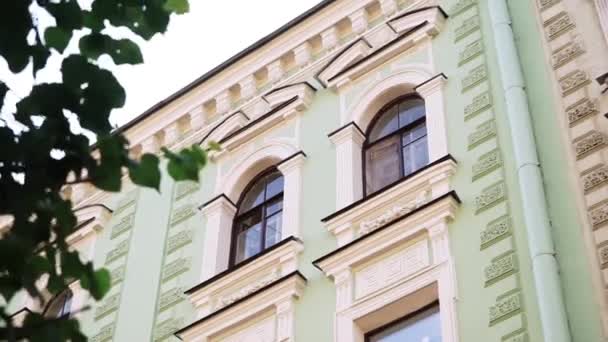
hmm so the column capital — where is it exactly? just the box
[199,194,237,217]
[328,122,366,146]
[277,152,307,174]
[415,73,448,98]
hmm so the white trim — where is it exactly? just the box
[595,0,608,44]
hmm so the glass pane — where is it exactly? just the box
[265,198,283,217]
[264,212,282,248]
[366,135,401,193]
[369,305,442,342]
[369,105,399,142]
[239,180,266,214]
[398,98,425,127]
[235,223,262,263]
[265,172,284,199]
[403,135,428,176]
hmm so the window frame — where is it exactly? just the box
[362,94,428,196]
[364,300,441,342]
[43,288,73,319]
[229,166,285,267]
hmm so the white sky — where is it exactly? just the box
[0,0,321,130]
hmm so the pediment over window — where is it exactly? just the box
[318,39,373,85]
[321,155,457,247]
[68,204,113,245]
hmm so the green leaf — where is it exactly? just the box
[90,135,129,192]
[90,268,111,300]
[45,0,83,31]
[44,27,72,53]
[78,33,106,60]
[129,153,161,190]
[163,145,207,182]
[0,81,7,112]
[109,39,143,65]
[207,140,221,151]
[164,0,190,14]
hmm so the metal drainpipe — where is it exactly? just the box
[488,1,572,341]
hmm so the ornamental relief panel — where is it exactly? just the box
[455,15,481,42]
[450,0,478,17]
[91,323,114,342]
[538,0,560,11]
[574,131,607,159]
[462,64,488,92]
[489,291,522,326]
[358,190,431,236]
[582,164,608,193]
[95,293,121,320]
[170,204,196,227]
[566,98,598,126]
[599,242,608,268]
[559,70,590,96]
[552,40,585,69]
[480,215,512,250]
[484,252,518,287]
[544,12,575,41]
[464,91,492,121]
[472,149,502,181]
[153,318,183,342]
[590,200,608,229]
[220,315,276,342]
[110,213,134,239]
[213,271,280,310]
[475,182,507,214]
[468,120,497,150]
[354,239,430,300]
[459,39,484,66]
[161,258,191,283]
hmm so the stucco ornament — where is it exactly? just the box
[214,272,280,310]
[358,190,431,236]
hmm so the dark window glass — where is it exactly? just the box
[368,304,442,342]
[364,96,429,194]
[44,290,73,319]
[232,169,284,265]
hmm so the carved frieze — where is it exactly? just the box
[459,39,483,66]
[158,287,185,312]
[472,149,502,181]
[489,291,521,326]
[170,204,195,227]
[503,330,528,342]
[161,258,191,283]
[589,200,608,229]
[153,318,183,342]
[166,230,194,254]
[481,215,512,250]
[544,12,575,41]
[599,243,608,268]
[110,265,125,287]
[174,181,198,201]
[583,164,608,193]
[484,252,517,287]
[538,0,560,11]
[464,91,492,121]
[462,64,488,92]
[559,70,590,96]
[95,293,121,320]
[214,272,279,310]
[450,0,477,16]
[574,131,607,159]
[105,240,130,265]
[475,182,506,214]
[455,16,480,42]
[552,40,585,69]
[468,120,496,150]
[91,323,115,342]
[114,190,138,214]
[111,213,134,239]
[358,191,431,236]
[567,98,598,126]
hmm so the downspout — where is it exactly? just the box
[488,1,572,342]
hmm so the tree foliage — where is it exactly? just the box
[0,0,212,340]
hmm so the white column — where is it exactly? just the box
[321,26,339,50]
[200,196,237,280]
[379,0,398,17]
[164,122,181,146]
[416,75,448,162]
[277,154,306,239]
[329,124,365,209]
[334,269,353,312]
[189,105,206,131]
[267,60,285,84]
[239,75,257,100]
[276,299,296,341]
[349,8,369,35]
[293,42,312,67]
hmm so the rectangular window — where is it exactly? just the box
[366,303,441,342]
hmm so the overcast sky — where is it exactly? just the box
[0,0,320,130]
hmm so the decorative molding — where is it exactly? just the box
[475,182,507,214]
[94,293,121,320]
[170,204,196,227]
[567,98,598,126]
[114,190,138,214]
[166,230,194,255]
[544,12,575,41]
[174,181,198,200]
[481,215,512,250]
[91,323,115,342]
[574,131,607,159]
[599,243,608,268]
[161,258,191,283]
[489,291,522,326]
[358,190,431,236]
[105,240,129,265]
[110,265,125,287]
[459,39,484,66]
[158,287,185,312]
[464,91,492,121]
[502,329,528,342]
[450,0,478,16]
[468,120,496,150]
[583,164,608,193]
[153,318,183,342]
[455,15,480,42]
[472,149,502,181]
[559,70,590,96]
[110,213,134,239]
[538,0,560,11]
[484,252,518,287]
[215,272,280,310]
[589,200,608,229]
[462,64,488,92]
[552,40,585,69]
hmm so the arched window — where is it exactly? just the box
[44,289,73,319]
[231,168,284,265]
[364,95,428,194]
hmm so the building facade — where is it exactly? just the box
[8,0,608,341]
